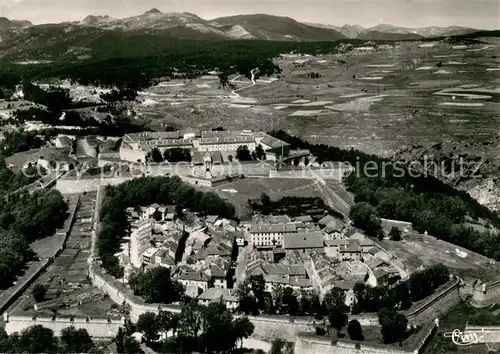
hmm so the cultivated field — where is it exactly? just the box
[134,38,500,157]
[213,178,323,219]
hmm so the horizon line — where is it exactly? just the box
[2,11,497,31]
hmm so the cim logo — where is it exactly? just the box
[443,327,500,348]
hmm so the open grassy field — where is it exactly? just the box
[377,232,500,281]
[135,38,499,158]
[213,178,322,220]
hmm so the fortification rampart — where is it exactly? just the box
[56,176,135,194]
[470,278,500,308]
[269,168,345,181]
[404,281,461,326]
[347,281,461,328]
[4,314,124,338]
[294,322,437,354]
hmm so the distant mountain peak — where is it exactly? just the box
[0,16,32,30]
[80,15,114,26]
[144,8,163,15]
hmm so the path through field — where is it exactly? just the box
[231,68,257,97]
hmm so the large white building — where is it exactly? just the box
[130,219,153,268]
[119,130,289,163]
[249,223,297,248]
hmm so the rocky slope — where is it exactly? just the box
[393,136,500,211]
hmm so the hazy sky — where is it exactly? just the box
[1,0,498,29]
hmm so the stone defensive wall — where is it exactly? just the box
[293,323,437,354]
[56,176,135,194]
[403,280,461,326]
[348,280,461,328]
[4,314,124,338]
[90,263,318,340]
[88,261,462,341]
[294,335,409,354]
[269,168,346,181]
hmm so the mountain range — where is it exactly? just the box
[0,10,487,42]
[304,23,481,39]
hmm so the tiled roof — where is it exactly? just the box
[206,215,219,224]
[176,270,211,282]
[290,277,313,288]
[283,232,324,249]
[259,134,289,149]
[198,288,238,302]
[200,130,248,138]
[373,268,389,279]
[265,274,290,285]
[340,241,361,253]
[125,131,181,142]
[250,223,297,234]
[294,215,313,222]
[209,258,231,277]
[367,257,389,269]
[262,263,306,276]
[332,280,355,290]
[156,250,175,266]
[319,215,345,231]
[325,239,350,247]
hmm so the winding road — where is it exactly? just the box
[230,68,258,97]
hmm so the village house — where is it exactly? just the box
[367,257,402,286]
[339,241,362,261]
[208,257,232,288]
[308,252,340,297]
[263,274,314,292]
[142,247,159,266]
[198,288,239,311]
[157,205,177,222]
[154,248,176,269]
[332,280,356,306]
[175,270,211,295]
[318,215,346,239]
[186,229,212,253]
[325,239,363,261]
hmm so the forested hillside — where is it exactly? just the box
[270,130,500,260]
